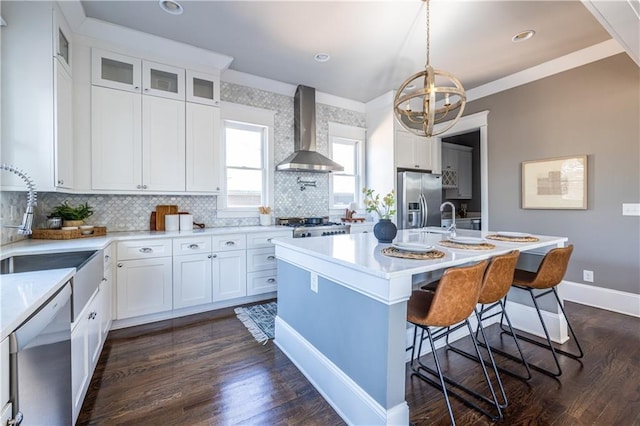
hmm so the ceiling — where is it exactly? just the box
[79,0,613,103]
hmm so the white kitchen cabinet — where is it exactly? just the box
[91,49,142,93]
[247,270,278,296]
[91,86,143,190]
[173,253,213,309]
[142,96,186,191]
[1,338,8,421]
[186,102,221,192]
[348,222,374,234]
[87,290,102,369]
[1,2,74,192]
[212,250,247,301]
[186,70,221,106]
[142,60,185,101]
[55,59,74,189]
[246,230,292,249]
[71,290,93,423]
[443,143,473,199]
[247,247,277,272]
[116,257,173,319]
[101,245,114,341]
[395,129,439,172]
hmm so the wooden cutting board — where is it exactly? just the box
[155,205,178,231]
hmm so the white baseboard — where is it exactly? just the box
[274,316,409,426]
[504,300,568,344]
[559,280,640,318]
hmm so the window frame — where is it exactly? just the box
[218,102,275,218]
[328,122,366,214]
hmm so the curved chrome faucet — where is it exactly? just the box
[440,201,456,237]
[1,164,37,235]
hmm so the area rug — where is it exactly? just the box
[234,301,277,345]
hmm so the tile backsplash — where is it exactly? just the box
[0,81,366,246]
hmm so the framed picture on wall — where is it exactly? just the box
[522,155,587,209]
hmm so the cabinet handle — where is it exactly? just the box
[415,165,420,168]
[211,254,217,258]
[57,179,64,185]
[89,311,97,320]
[143,185,148,189]
[225,241,235,246]
[102,277,107,282]
[207,254,213,259]
[267,278,276,283]
[105,255,110,261]
[144,88,149,91]
[136,184,142,189]
[266,238,273,242]
[117,263,123,268]
[267,255,276,261]
[188,244,199,249]
[139,247,153,253]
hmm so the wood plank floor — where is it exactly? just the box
[78,302,640,425]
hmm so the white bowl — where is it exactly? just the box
[79,225,94,235]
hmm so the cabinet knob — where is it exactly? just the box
[136,184,142,189]
[267,278,276,283]
[267,255,276,261]
[225,241,235,246]
[211,254,217,258]
[139,247,153,253]
[143,185,148,189]
[117,263,123,268]
[102,277,107,282]
[57,179,64,185]
[207,254,213,259]
[105,255,110,261]
[266,238,273,242]
[144,88,149,91]
[188,244,199,249]
[415,165,420,168]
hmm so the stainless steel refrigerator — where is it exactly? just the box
[397,171,442,229]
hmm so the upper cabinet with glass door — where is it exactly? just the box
[142,61,185,101]
[54,9,72,76]
[92,49,142,93]
[186,70,220,106]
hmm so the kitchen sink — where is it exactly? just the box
[0,251,97,274]
[1,250,104,322]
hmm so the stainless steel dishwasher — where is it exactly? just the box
[9,282,72,425]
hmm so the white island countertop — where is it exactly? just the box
[1,268,75,340]
[274,229,567,281]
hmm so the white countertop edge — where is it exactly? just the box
[0,225,293,260]
[1,268,75,340]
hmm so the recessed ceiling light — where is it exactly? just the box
[159,0,183,15]
[512,30,535,43]
[314,53,330,63]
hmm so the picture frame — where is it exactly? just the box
[522,155,587,209]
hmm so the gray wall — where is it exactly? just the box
[464,53,639,294]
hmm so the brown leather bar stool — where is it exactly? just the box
[501,244,584,377]
[422,250,531,411]
[408,260,503,424]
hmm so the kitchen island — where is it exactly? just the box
[273,229,567,425]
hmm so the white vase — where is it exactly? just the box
[259,214,271,226]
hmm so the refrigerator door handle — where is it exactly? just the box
[419,194,428,228]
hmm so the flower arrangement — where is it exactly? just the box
[362,188,396,220]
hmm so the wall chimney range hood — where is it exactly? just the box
[276,85,344,173]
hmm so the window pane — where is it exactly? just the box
[227,168,263,207]
[333,141,356,174]
[226,127,263,168]
[333,175,356,206]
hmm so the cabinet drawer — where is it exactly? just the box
[247,270,278,296]
[247,247,277,272]
[212,234,246,251]
[117,239,172,260]
[246,230,292,249]
[1,338,8,410]
[173,236,213,255]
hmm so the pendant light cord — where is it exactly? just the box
[425,0,430,67]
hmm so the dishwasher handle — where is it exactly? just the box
[9,283,71,353]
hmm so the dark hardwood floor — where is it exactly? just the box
[78,302,640,425]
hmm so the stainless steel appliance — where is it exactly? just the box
[9,283,72,425]
[277,217,350,238]
[397,171,442,229]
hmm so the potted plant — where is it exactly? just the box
[362,188,397,243]
[48,201,94,227]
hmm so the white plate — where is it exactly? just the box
[449,237,486,245]
[497,231,531,238]
[392,242,434,252]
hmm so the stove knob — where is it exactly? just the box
[340,230,345,234]
[331,231,336,235]
[322,232,327,236]
[306,232,312,237]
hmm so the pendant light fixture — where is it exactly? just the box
[394,0,466,137]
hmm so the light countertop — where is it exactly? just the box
[1,268,75,340]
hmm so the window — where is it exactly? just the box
[329,123,365,210]
[220,103,274,217]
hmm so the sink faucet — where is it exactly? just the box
[440,201,456,237]
[1,164,37,235]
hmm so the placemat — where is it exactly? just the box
[381,247,446,260]
[485,234,540,242]
[438,240,496,250]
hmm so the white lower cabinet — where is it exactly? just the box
[212,250,247,301]
[1,338,9,426]
[173,253,213,309]
[116,257,173,319]
[247,270,278,296]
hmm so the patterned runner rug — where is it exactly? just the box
[234,301,277,344]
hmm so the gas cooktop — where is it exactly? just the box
[277,217,350,238]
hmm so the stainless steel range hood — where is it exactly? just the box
[276,85,344,173]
